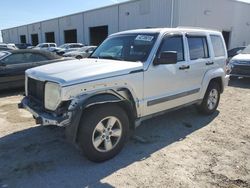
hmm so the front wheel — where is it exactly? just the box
[77,104,129,162]
[197,82,220,115]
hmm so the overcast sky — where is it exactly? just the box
[0,0,250,42]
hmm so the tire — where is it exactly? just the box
[77,104,129,162]
[75,55,82,59]
[197,82,220,115]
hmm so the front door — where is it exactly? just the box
[143,34,206,116]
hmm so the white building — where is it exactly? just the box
[2,0,250,49]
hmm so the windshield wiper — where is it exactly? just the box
[88,56,98,59]
[90,55,123,61]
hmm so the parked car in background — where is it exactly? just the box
[15,43,32,49]
[33,43,57,51]
[227,46,246,59]
[0,49,68,90]
[63,46,97,59]
[0,47,12,51]
[229,44,250,78]
[0,43,16,51]
[54,43,84,56]
[7,43,18,49]
[19,28,229,162]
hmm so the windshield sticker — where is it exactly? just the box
[135,35,154,42]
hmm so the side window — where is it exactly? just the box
[158,36,184,62]
[27,53,48,62]
[210,35,226,57]
[2,53,27,65]
[72,44,83,48]
[187,36,209,60]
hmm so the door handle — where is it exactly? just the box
[179,65,190,70]
[206,62,214,66]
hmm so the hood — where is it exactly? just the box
[26,58,143,86]
[231,53,250,61]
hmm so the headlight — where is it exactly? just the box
[44,82,61,111]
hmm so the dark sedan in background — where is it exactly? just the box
[0,50,68,90]
[15,43,33,49]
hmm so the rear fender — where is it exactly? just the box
[199,68,226,99]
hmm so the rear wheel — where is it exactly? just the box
[197,82,220,115]
[77,104,129,162]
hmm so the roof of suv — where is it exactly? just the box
[111,27,221,36]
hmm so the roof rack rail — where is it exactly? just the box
[176,26,219,31]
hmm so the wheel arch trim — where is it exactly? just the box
[200,68,226,99]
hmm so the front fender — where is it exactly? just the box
[82,91,124,108]
[199,68,227,99]
[65,90,136,143]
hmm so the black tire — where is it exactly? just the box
[197,82,220,115]
[75,55,82,59]
[77,104,129,162]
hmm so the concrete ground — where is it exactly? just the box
[0,78,249,188]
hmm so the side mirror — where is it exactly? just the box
[154,51,177,65]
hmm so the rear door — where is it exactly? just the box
[144,34,203,116]
[185,34,210,90]
[209,34,227,71]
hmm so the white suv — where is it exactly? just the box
[19,28,229,162]
[33,43,57,52]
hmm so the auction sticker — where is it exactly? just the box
[135,35,154,42]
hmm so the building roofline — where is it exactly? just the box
[1,0,139,31]
[1,0,250,32]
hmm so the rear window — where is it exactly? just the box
[187,36,209,60]
[210,35,225,57]
[70,44,83,48]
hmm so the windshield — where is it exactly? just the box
[58,44,67,48]
[90,33,158,62]
[36,44,43,47]
[78,46,89,52]
[241,45,250,54]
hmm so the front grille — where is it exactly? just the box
[27,77,45,104]
[231,65,250,75]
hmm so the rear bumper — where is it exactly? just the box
[19,96,73,127]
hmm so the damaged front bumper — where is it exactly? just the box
[18,96,82,127]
